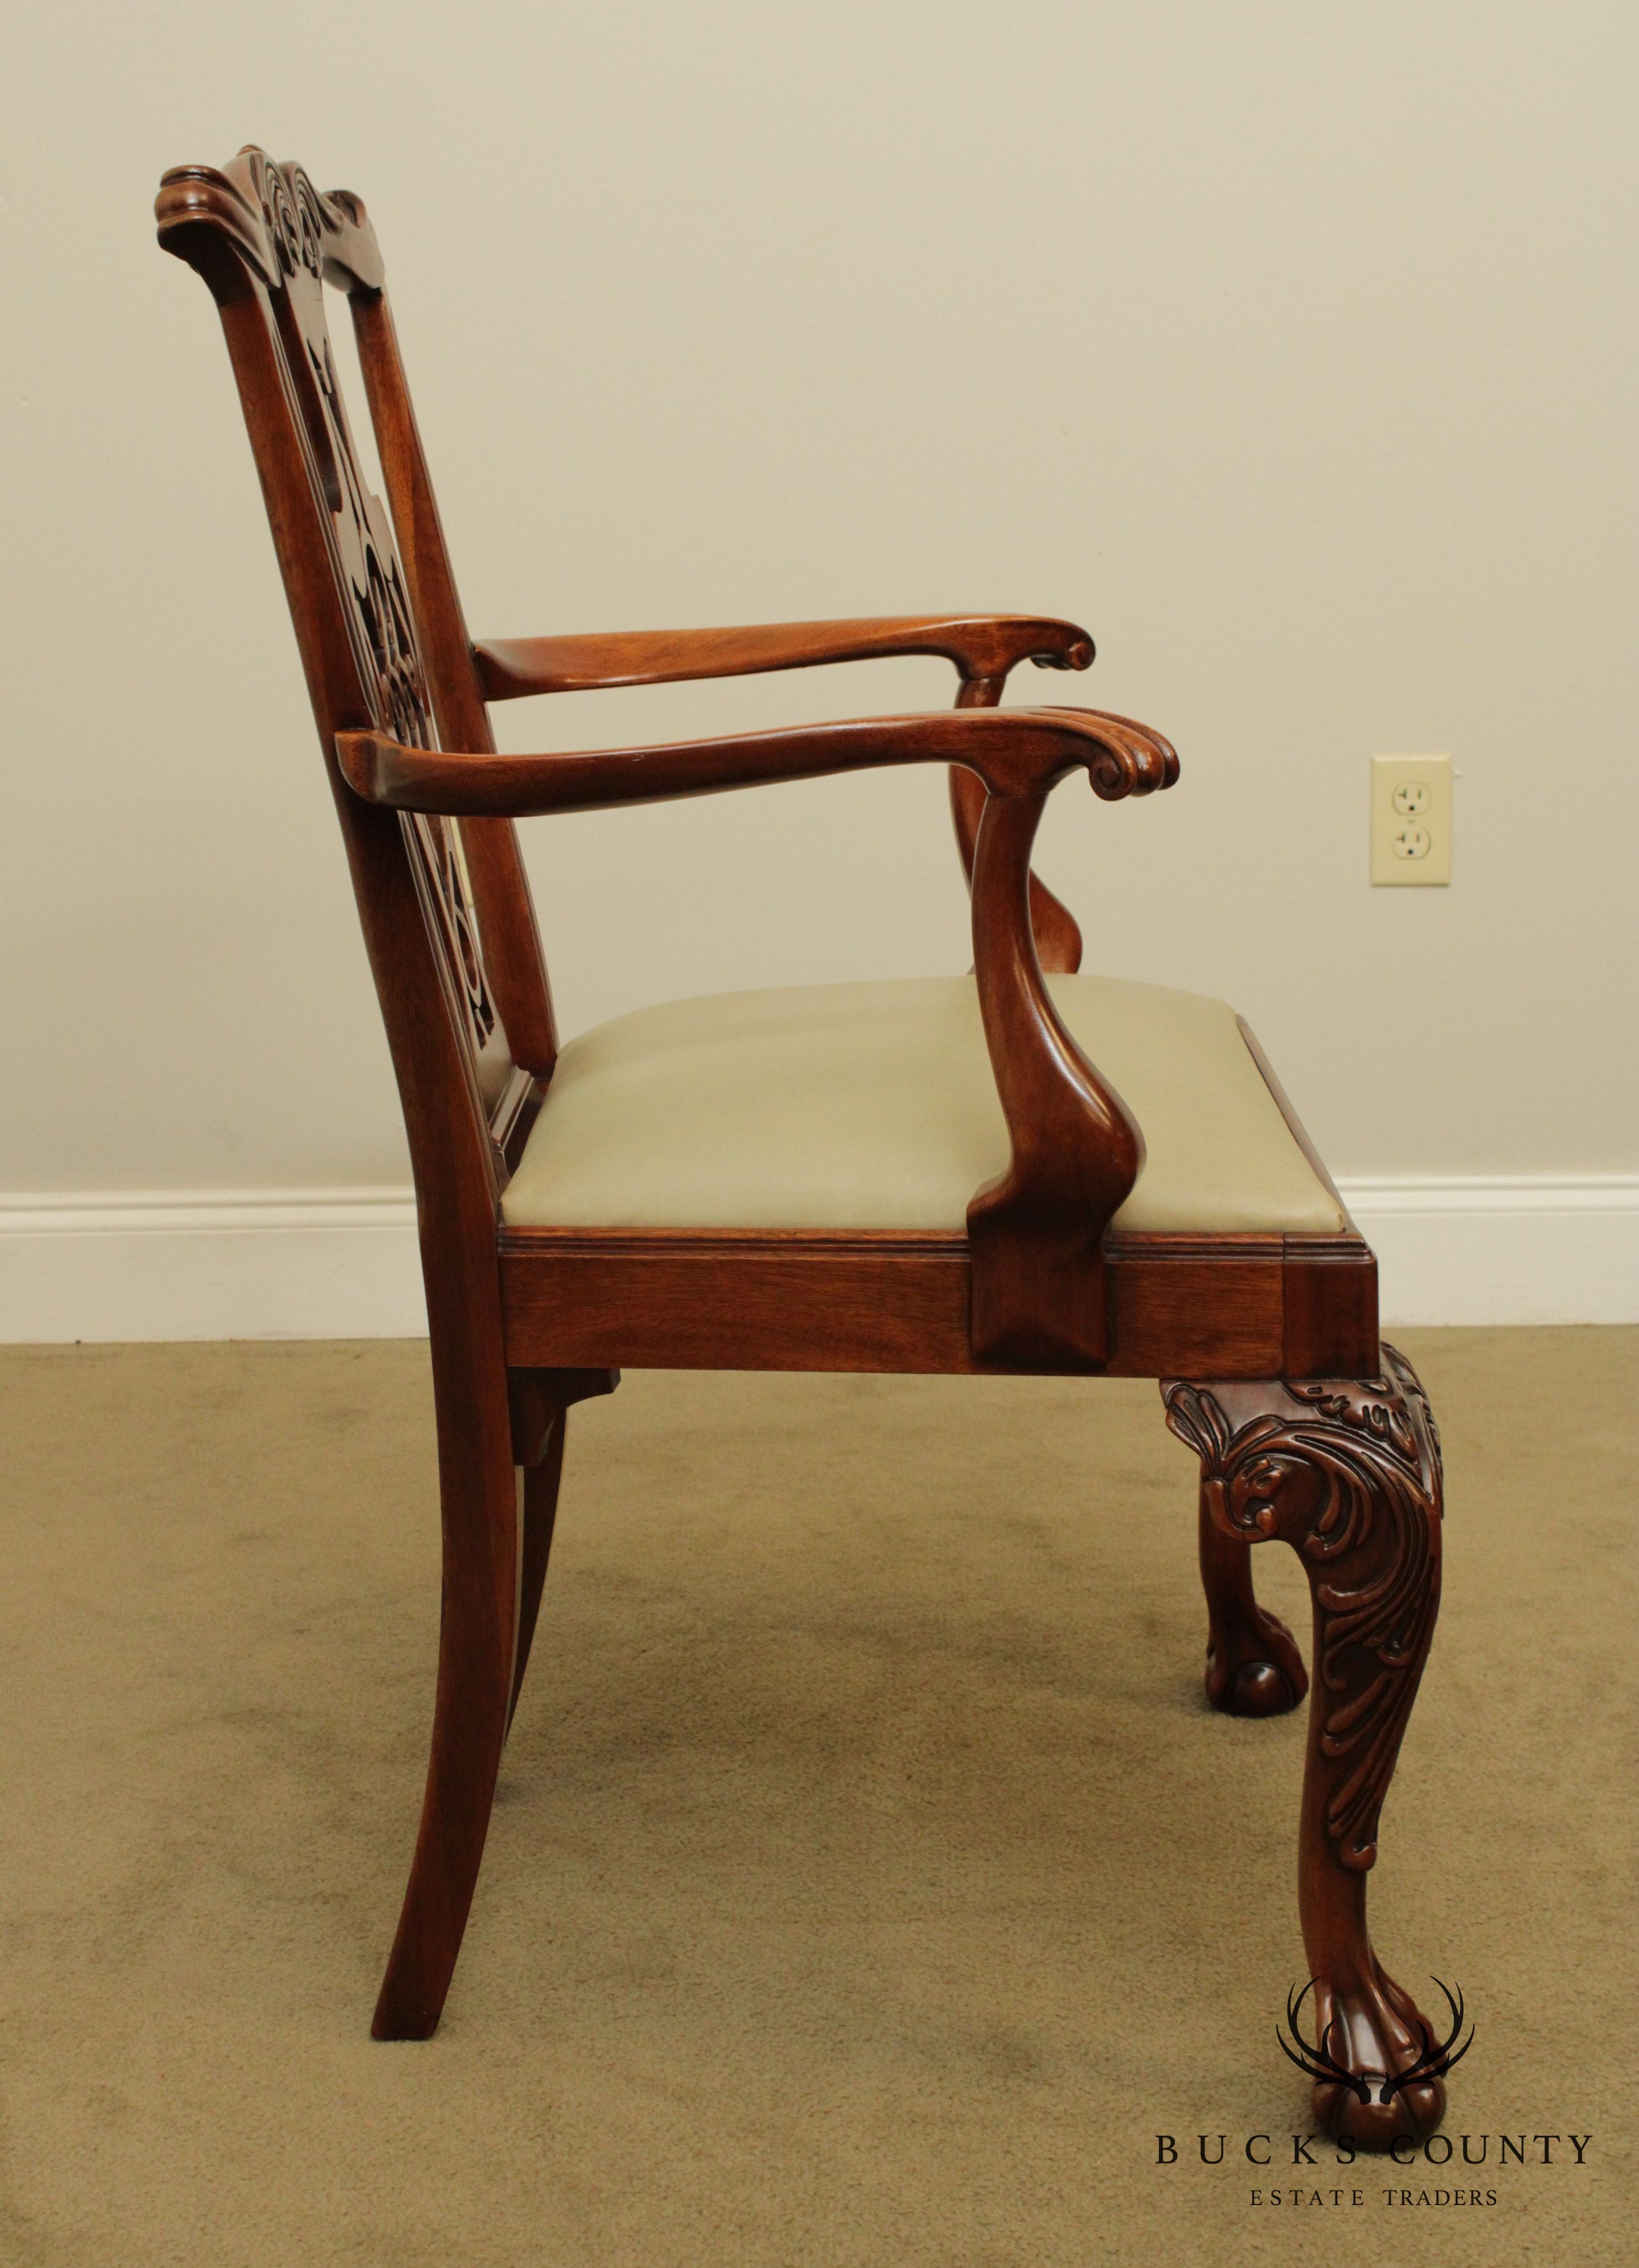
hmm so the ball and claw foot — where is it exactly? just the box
[1317,2071,1446,2151]
[1206,1603,1309,1718]
[1300,1969,1453,2148]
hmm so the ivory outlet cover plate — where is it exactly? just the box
[1370,754,1451,885]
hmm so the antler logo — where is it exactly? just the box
[1277,1979,1474,2105]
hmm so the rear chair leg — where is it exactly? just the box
[372,1364,616,2041]
[506,1366,617,1729]
[511,1427,565,1726]
[501,1361,617,1733]
[1198,1493,1309,1716]
[1164,1346,1450,2146]
[372,1364,518,2042]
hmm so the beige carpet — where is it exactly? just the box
[1,1330,1633,2267]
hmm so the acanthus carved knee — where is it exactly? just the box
[1163,1346,1443,1872]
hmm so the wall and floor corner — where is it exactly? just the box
[1,1,1634,1341]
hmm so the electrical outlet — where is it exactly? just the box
[1371,755,1451,885]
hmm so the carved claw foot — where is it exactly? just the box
[1208,1607,1309,1717]
[1304,1968,1449,2146]
[1198,1500,1309,1716]
[1165,1346,1454,2146]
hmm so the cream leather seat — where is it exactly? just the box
[501,974,1344,1237]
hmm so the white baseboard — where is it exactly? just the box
[1341,1174,1638,1327]
[0,1175,1633,1343]
[0,1189,425,1344]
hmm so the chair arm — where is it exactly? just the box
[336,704,1176,1374]
[334,704,1173,817]
[472,615,1094,700]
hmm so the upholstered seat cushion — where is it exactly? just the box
[500,973,1345,1237]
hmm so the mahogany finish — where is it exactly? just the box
[474,613,1094,698]
[494,1228,1376,1379]
[1165,1349,1447,2145]
[949,674,1085,977]
[334,702,1178,817]
[158,146,1452,2135]
[506,1366,617,1725]
[1196,1500,1310,1719]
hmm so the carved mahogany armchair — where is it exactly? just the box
[158,148,1451,2145]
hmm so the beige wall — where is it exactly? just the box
[2,0,1634,1197]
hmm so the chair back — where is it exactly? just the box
[157,146,555,1234]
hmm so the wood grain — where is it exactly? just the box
[949,671,1084,973]
[1165,1350,1449,2146]
[334,706,1178,816]
[473,614,1094,697]
[494,1228,1368,1380]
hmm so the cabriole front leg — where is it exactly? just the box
[1163,1346,1449,2146]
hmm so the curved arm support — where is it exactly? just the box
[965,788,1144,1369]
[949,672,1084,974]
[335,705,1176,818]
[473,613,1093,700]
[338,705,1175,1373]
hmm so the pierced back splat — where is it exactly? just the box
[261,153,506,1098]
[157,147,527,1171]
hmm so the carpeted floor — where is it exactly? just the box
[1,1329,1633,2266]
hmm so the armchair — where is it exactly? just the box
[158,146,1452,2148]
